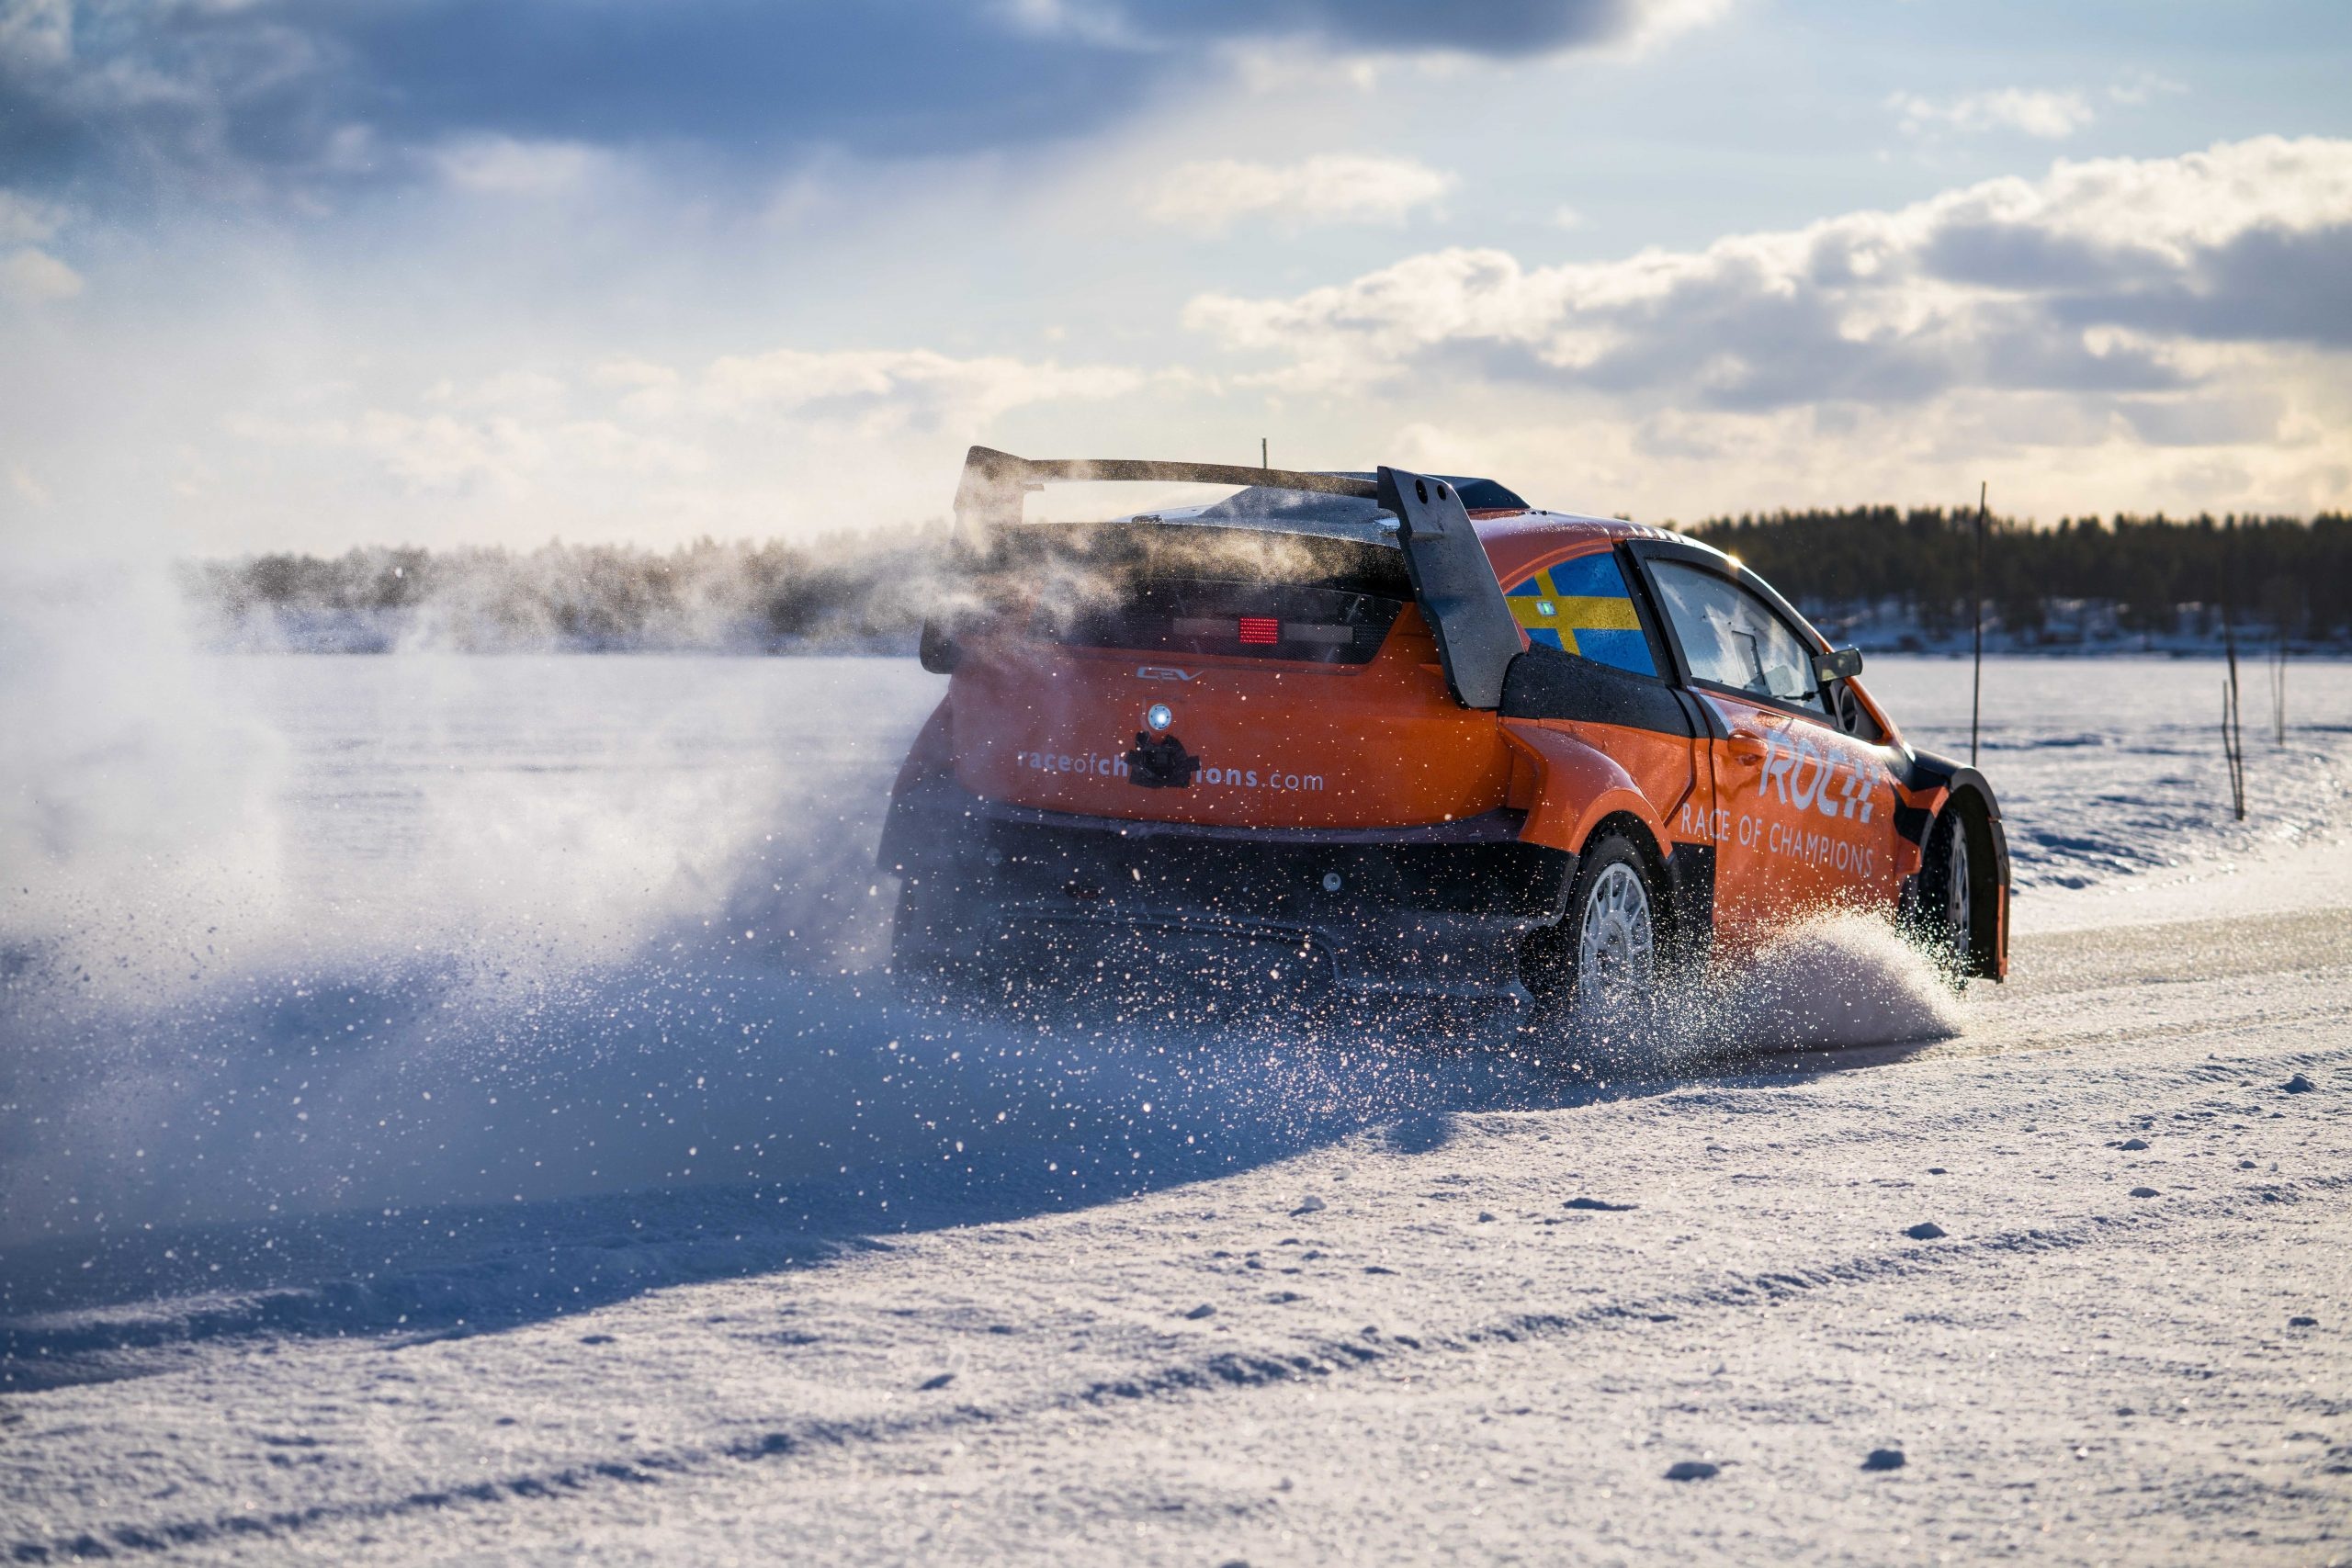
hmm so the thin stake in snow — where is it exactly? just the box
[2272,633,2288,746]
[2222,517,2247,820]
[2223,675,2246,819]
[1970,480,1986,767]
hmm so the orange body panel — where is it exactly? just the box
[948,606,1514,829]
[1498,721,1674,858]
[1477,513,1677,590]
[1690,690,1907,952]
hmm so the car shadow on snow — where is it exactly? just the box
[0,940,1954,1393]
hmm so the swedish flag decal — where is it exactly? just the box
[1505,552,1657,676]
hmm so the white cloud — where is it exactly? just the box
[0,190,67,247]
[591,358,686,419]
[226,405,707,500]
[698,347,1144,430]
[1179,138,2352,517]
[0,0,71,71]
[2108,72,2188,107]
[8,461,51,507]
[1187,138,2352,396]
[1887,87,2097,141]
[1144,154,1454,231]
[213,347,1148,519]
[1012,0,1734,59]
[0,191,79,303]
[434,137,611,195]
[1608,0,1738,56]
[1,247,83,303]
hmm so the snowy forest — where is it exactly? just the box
[1685,507,2352,649]
[183,508,2352,653]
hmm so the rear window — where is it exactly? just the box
[988,521,1414,666]
[1045,579,1405,665]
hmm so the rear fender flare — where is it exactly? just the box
[891,695,956,797]
[878,696,959,874]
[1500,722,1670,861]
[1939,784,2009,982]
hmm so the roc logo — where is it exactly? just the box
[1757,728,1878,820]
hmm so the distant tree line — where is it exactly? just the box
[185,507,2351,652]
[1680,507,2352,645]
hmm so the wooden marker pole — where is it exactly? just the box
[2273,635,2288,746]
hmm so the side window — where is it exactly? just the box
[1504,549,1658,677]
[1648,560,1826,715]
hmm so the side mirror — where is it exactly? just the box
[1812,645,1863,684]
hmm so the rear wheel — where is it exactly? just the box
[1523,830,1661,1011]
[890,877,985,997]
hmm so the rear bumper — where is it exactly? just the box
[879,774,1574,1004]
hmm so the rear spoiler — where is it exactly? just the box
[951,446,1376,540]
[945,446,1521,711]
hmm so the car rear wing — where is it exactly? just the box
[950,445,1379,539]
[945,446,1521,711]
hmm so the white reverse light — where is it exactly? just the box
[1146,703,1174,732]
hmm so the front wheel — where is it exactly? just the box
[1916,807,1973,983]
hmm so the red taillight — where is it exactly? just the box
[1238,616,1280,645]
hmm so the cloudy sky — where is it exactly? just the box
[2,0,2347,558]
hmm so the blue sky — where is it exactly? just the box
[2,0,2347,557]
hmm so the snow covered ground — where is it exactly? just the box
[3,653,2348,1563]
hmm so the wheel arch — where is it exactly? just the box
[1939,783,2008,981]
[1904,748,2009,982]
[1499,721,1673,861]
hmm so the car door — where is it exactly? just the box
[1638,556,1903,953]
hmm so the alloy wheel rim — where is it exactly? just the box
[1578,862,1656,998]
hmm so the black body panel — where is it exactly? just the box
[1658,842,1717,971]
[880,774,1576,1004]
[1498,646,1696,736]
[1377,466,1523,711]
[1902,750,2011,884]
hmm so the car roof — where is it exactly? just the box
[1474,507,1735,582]
[1093,471,1739,578]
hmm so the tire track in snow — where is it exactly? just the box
[12,1169,2344,1562]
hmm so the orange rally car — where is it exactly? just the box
[880,447,2008,1010]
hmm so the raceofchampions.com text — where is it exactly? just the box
[1012,749,1325,793]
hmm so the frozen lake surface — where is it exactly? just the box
[232,651,2352,944]
[4,651,2348,1563]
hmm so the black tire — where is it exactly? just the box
[1520,829,1663,1012]
[1914,807,1974,985]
